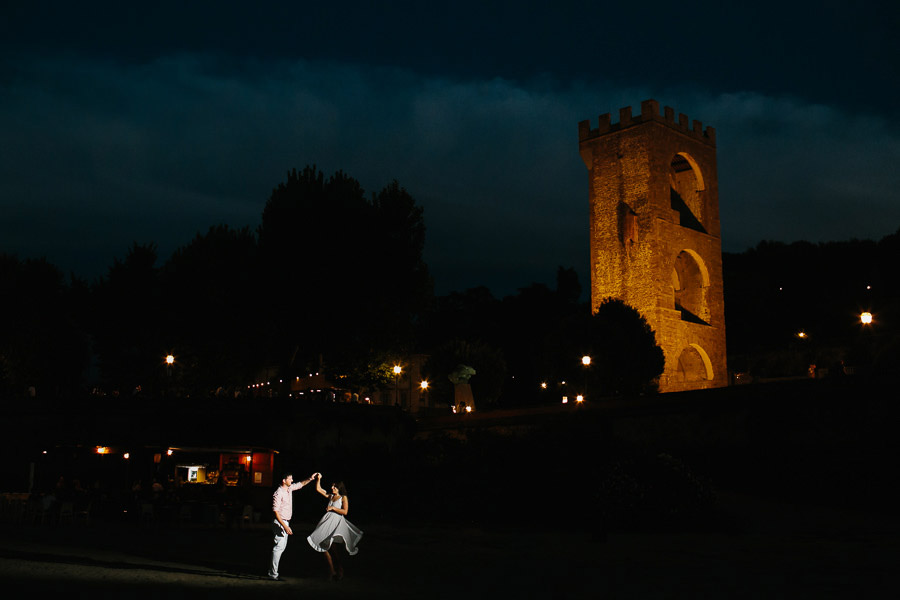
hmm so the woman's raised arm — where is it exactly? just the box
[314,473,328,497]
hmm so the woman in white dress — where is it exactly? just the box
[307,473,363,580]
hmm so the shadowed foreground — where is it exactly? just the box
[2,491,899,599]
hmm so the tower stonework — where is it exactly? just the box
[578,99,727,392]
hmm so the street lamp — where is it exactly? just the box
[860,312,873,325]
[420,380,429,409]
[581,355,591,401]
[393,365,402,407]
[164,354,175,398]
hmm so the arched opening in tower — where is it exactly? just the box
[669,153,707,234]
[672,250,710,324]
[674,344,713,383]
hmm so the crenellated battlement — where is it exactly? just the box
[578,99,716,146]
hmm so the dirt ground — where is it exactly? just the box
[2,492,900,599]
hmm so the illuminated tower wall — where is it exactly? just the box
[578,99,727,392]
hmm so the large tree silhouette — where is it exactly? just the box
[585,298,665,396]
[258,166,432,387]
[542,297,664,398]
[0,255,89,401]
[89,243,164,394]
[159,225,261,395]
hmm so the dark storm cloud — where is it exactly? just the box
[4,1,896,113]
[0,55,599,293]
[2,2,899,295]
[699,94,900,252]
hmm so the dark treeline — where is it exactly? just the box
[0,165,663,413]
[2,166,433,406]
[2,162,898,412]
[723,232,900,378]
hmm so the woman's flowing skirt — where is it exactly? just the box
[307,512,363,555]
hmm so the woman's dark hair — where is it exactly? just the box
[331,481,347,496]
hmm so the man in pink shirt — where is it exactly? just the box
[268,471,318,581]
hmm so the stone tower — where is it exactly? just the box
[578,99,727,392]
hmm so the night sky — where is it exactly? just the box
[2,1,898,296]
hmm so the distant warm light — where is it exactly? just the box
[866,285,872,290]
[246,455,252,463]
[797,331,807,339]
[465,405,472,413]
[96,446,110,455]
[167,449,173,456]
[123,453,130,460]
[562,396,568,404]
[393,365,402,375]
[420,380,429,390]
[540,382,547,389]
[861,312,873,325]
[165,354,175,365]
[582,356,591,366]
[452,406,457,414]
[576,395,584,403]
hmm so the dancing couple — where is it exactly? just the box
[268,471,363,582]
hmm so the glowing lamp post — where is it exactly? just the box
[420,380,429,409]
[164,354,175,398]
[581,355,591,401]
[860,312,873,325]
[393,365,402,407]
